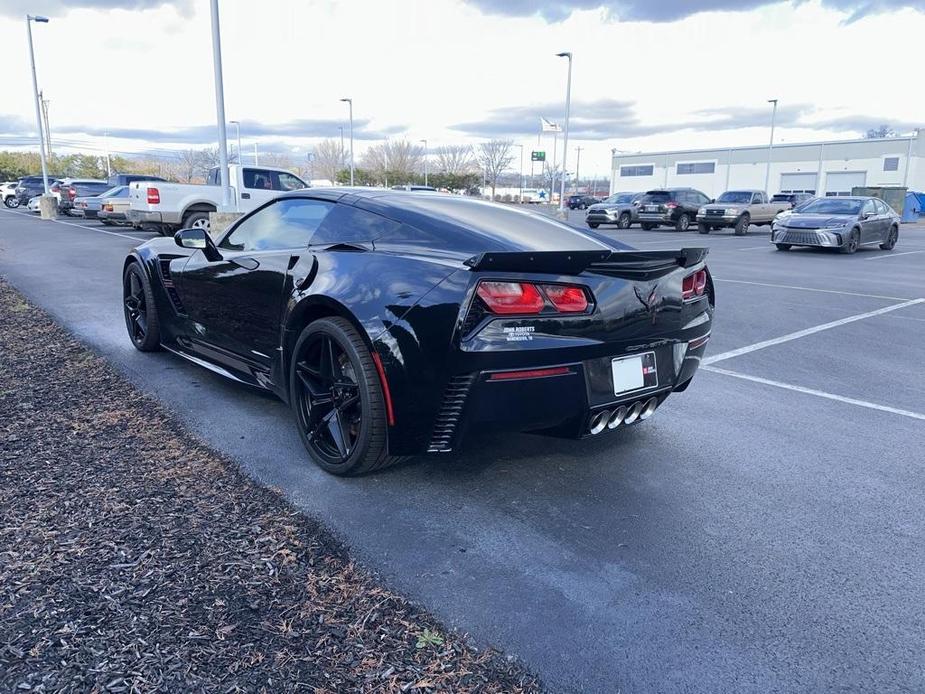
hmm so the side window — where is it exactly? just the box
[207,168,219,186]
[311,204,399,246]
[278,172,305,191]
[752,193,763,204]
[874,199,887,214]
[862,199,876,216]
[219,198,335,252]
[243,168,275,190]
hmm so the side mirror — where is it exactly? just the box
[175,227,222,261]
[861,212,874,220]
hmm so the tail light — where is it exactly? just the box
[475,281,590,315]
[103,203,112,212]
[68,188,76,199]
[665,202,678,209]
[146,187,160,204]
[51,184,60,193]
[682,269,708,301]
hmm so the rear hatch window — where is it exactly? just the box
[640,191,671,203]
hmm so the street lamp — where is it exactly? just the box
[26,14,50,196]
[764,98,778,195]
[209,0,232,211]
[340,98,354,186]
[556,51,573,214]
[419,139,428,187]
[515,144,524,202]
[230,120,242,164]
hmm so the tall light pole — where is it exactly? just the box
[339,126,345,171]
[575,145,583,193]
[209,0,231,212]
[419,139,428,186]
[515,144,524,202]
[230,120,241,163]
[26,14,50,195]
[764,98,778,195]
[340,98,354,185]
[556,51,573,213]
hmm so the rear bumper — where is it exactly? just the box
[126,209,164,225]
[637,212,674,223]
[98,210,128,222]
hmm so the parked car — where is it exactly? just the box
[122,189,714,475]
[696,190,787,235]
[26,195,42,213]
[108,173,167,187]
[58,179,111,216]
[127,164,308,234]
[73,185,129,219]
[636,188,711,231]
[567,194,600,210]
[392,185,437,192]
[14,175,62,205]
[98,196,133,225]
[770,192,815,210]
[585,192,644,229]
[770,196,899,253]
[2,181,19,208]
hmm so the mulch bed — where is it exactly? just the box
[0,278,542,693]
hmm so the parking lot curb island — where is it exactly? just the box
[39,195,57,220]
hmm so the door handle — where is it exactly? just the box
[241,192,251,199]
[231,256,259,270]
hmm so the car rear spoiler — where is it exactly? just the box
[463,247,708,275]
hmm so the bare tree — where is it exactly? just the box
[477,139,515,199]
[174,149,201,183]
[361,139,422,185]
[259,152,294,170]
[435,145,476,176]
[312,138,344,184]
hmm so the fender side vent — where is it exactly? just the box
[158,257,186,314]
[428,374,475,453]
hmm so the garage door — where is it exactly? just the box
[779,172,817,194]
[825,171,866,197]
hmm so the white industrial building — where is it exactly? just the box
[610,130,924,199]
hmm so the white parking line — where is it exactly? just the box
[713,278,912,301]
[703,366,925,421]
[864,250,925,261]
[0,207,148,241]
[703,298,925,365]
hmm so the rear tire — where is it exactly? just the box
[775,244,791,251]
[291,317,402,476]
[182,210,212,233]
[880,225,898,250]
[641,223,656,231]
[617,212,632,229]
[697,223,710,234]
[675,214,691,232]
[123,263,162,352]
[734,213,750,236]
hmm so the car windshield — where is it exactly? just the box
[770,195,791,202]
[798,198,863,215]
[717,192,753,203]
[605,194,635,204]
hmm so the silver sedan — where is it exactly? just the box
[770,196,900,253]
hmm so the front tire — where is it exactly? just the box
[291,317,399,476]
[880,225,898,250]
[734,213,750,236]
[617,212,632,229]
[775,243,791,251]
[123,263,162,352]
[587,222,600,229]
[675,213,691,232]
[3,196,19,209]
[697,222,710,234]
[841,229,860,254]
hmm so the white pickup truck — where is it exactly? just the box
[126,164,308,234]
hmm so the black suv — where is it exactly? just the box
[770,192,815,210]
[14,175,63,204]
[567,194,599,210]
[636,188,711,231]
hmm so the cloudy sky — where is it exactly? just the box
[1,0,923,177]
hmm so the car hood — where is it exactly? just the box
[784,214,854,228]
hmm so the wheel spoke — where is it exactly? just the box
[324,409,349,457]
[134,312,147,337]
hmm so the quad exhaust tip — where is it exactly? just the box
[589,397,660,434]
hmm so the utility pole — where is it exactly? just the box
[339,126,345,171]
[40,91,52,158]
[230,120,241,163]
[515,144,524,202]
[253,142,259,166]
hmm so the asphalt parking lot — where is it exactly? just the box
[2,206,924,693]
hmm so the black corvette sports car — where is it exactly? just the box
[122,189,714,475]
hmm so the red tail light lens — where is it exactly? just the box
[146,187,160,204]
[665,202,678,209]
[541,284,588,312]
[51,185,60,193]
[68,188,76,199]
[682,269,708,301]
[476,281,544,314]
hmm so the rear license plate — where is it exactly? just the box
[611,352,658,395]
[645,205,659,212]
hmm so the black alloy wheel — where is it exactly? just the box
[291,317,398,476]
[676,213,690,232]
[880,226,898,250]
[617,212,632,229]
[123,263,161,351]
[841,229,860,254]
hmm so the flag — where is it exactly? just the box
[541,117,562,133]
